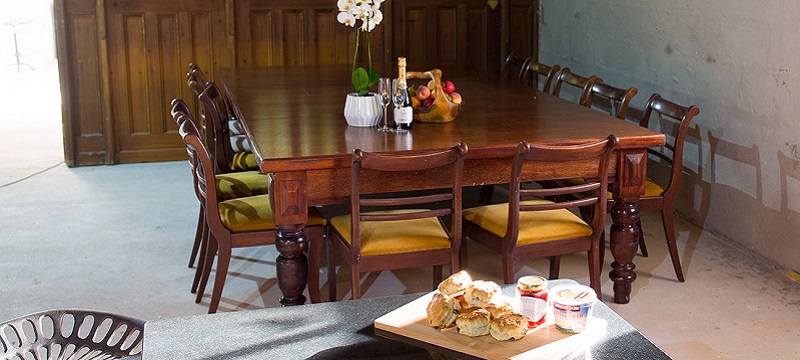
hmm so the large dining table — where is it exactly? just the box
[217,64,665,306]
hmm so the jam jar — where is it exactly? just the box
[516,275,549,329]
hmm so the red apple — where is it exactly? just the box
[450,92,462,104]
[422,97,435,108]
[416,85,431,101]
[443,81,455,94]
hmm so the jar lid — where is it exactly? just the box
[518,275,547,291]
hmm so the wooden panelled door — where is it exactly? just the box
[56,0,537,166]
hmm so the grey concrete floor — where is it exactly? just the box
[2,63,799,359]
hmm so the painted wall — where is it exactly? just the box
[538,1,800,273]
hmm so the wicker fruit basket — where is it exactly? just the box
[406,69,462,123]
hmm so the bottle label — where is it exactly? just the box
[394,107,413,124]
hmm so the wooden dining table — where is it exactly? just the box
[217,65,665,306]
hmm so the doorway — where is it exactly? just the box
[1,0,64,186]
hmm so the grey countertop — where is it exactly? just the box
[143,280,671,359]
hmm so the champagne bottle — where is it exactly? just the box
[393,57,413,130]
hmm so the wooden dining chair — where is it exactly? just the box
[586,81,638,119]
[327,144,468,300]
[607,93,700,282]
[462,136,618,296]
[198,82,259,174]
[552,68,601,106]
[171,99,270,286]
[174,106,325,313]
[522,60,561,93]
[501,52,533,83]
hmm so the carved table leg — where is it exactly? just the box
[609,150,647,304]
[609,200,639,304]
[271,172,310,306]
[276,227,308,306]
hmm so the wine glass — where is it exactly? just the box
[392,79,408,133]
[377,78,392,131]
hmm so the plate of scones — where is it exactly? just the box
[374,271,606,360]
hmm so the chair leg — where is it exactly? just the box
[208,243,231,314]
[306,227,323,304]
[350,261,362,300]
[459,238,469,270]
[478,185,494,205]
[195,233,218,303]
[599,230,606,267]
[661,207,685,282]
[588,245,602,298]
[502,253,515,284]
[189,206,205,268]
[637,218,649,257]
[327,232,338,302]
[433,265,443,289]
[549,256,561,279]
[191,225,209,293]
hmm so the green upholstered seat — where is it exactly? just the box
[219,194,326,233]
[215,171,270,201]
[231,151,259,172]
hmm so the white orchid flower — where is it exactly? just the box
[337,11,356,27]
[337,0,353,12]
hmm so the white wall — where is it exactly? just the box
[539,0,800,273]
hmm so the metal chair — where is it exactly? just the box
[1,309,144,359]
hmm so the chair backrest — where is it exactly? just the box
[552,68,601,106]
[349,144,468,253]
[508,135,618,242]
[522,61,561,93]
[639,93,700,200]
[186,62,210,96]
[173,105,221,222]
[172,99,205,204]
[586,81,638,119]
[198,82,236,173]
[501,52,532,83]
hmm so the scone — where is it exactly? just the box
[483,302,514,319]
[426,292,461,329]
[437,270,473,295]
[464,280,501,307]
[490,313,529,341]
[455,308,491,337]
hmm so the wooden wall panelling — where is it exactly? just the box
[56,0,111,166]
[392,0,500,72]
[105,0,229,163]
[235,0,386,68]
[505,0,538,59]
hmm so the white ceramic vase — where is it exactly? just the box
[343,92,382,127]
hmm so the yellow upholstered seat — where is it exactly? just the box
[555,177,664,199]
[231,151,259,172]
[329,209,451,257]
[215,171,269,201]
[462,200,592,246]
[219,194,326,232]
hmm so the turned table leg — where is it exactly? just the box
[276,228,308,306]
[609,200,639,304]
[609,150,647,304]
[271,172,310,306]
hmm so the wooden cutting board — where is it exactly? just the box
[374,292,607,360]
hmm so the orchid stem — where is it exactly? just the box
[352,28,360,74]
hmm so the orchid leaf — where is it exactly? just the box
[352,67,370,96]
[367,69,380,87]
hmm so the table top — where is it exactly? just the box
[143,280,671,359]
[218,65,665,173]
